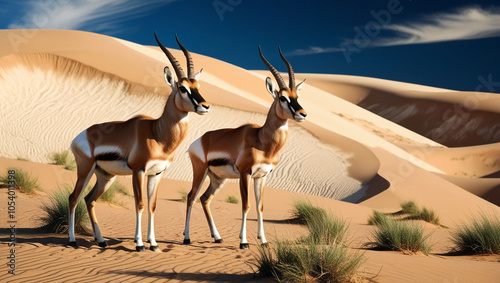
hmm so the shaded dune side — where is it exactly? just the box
[0,53,362,200]
[358,90,500,147]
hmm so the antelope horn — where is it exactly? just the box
[154,31,186,79]
[176,34,195,79]
[258,45,287,90]
[278,46,295,89]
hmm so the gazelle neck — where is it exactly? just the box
[154,90,189,147]
[258,100,289,154]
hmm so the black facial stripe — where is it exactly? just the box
[287,98,302,115]
[187,90,206,111]
[208,158,231,167]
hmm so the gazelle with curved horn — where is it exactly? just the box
[68,32,210,252]
[183,46,306,249]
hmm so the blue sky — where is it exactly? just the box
[1,0,500,92]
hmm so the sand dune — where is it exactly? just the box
[1,29,500,282]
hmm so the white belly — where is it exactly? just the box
[96,160,132,175]
[145,160,170,176]
[251,164,274,178]
[209,165,240,179]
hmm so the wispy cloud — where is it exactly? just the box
[8,0,177,33]
[374,6,500,46]
[289,6,500,56]
[286,46,343,56]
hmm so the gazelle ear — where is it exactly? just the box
[164,66,175,86]
[296,79,306,92]
[194,68,203,81]
[265,77,277,98]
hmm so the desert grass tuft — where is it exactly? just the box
[255,239,364,282]
[50,150,76,170]
[367,210,390,226]
[39,184,89,234]
[293,200,347,245]
[225,195,239,204]
[400,201,419,215]
[370,217,431,254]
[398,201,441,226]
[97,181,131,206]
[0,167,41,195]
[452,214,500,254]
[178,189,188,203]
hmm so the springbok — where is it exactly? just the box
[183,46,307,249]
[68,32,210,252]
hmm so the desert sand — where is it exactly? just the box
[1,29,499,282]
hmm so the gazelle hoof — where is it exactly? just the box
[68,241,78,248]
[150,245,161,252]
[240,243,249,249]
[214,239,224,243]
[261,242,269,247]
[183,239,191,244]
[98,241,108,248]
[136,245,146,252]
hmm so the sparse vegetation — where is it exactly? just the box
[225,195,239,204]
[367,210,389,226]
[40,184,89,234]
[400,201,441,226]
[16,157,31,161]
[255,201,364,281]
[452,214,500,254]
[370,217,431,254]
[400,201,419,216]
[96,181,131,206]
[256,239,364,282]
[293,200,347,245]
[50,150,76,170]
[178,189,188,203]
[0,167,41,195]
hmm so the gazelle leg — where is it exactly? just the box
[68,158,95,247]
[183,157,208,244]
[146,173,162,252]
[132,169,146,252]
[85,167,116,247]
[200,172,227,243]
[239,173,251,249]
[254,177,267,245]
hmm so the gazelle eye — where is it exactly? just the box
[279,96,288,103]
[179,86,187,93]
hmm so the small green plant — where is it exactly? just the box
[399,201,441,226]
[293,200,327,223]
[370,218,431,254]
[51,150,76,170]
[452,214,500,254]
[97,182,131,205]
[16,157,30,161]
[400,201,419,215]
[40,184,89,234]
[225,195,239,204]
[415,207,441,225]
[293,200,347,245]
[255,239,364,282]
[178,189,188,203]
[367,210,389,226]
[0,167,41,195]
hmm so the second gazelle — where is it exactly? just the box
[183,46,307,249]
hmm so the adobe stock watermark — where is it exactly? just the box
[340,0,406,63]
[213,0,243,21]
[7,0,69,52]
